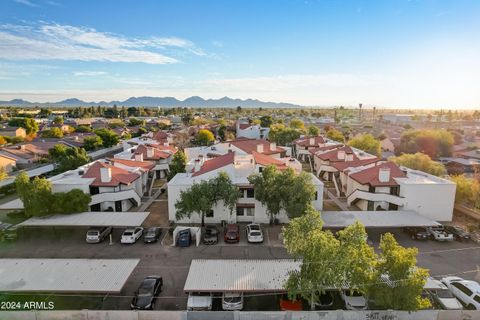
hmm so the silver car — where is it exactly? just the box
[86,226,112,243]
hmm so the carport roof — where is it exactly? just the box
[0,259,139,293]
[18,211,150,227]
[184,259,301,292]
[321,210,440,228]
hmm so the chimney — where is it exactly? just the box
[309,137,315,146]
[256,144,264,153]
[337,150,345,160]
[345,154,354,162]
[146,147,154,158]
[270,142,276,151]
[194,159,201,172]
[134,153,143,162]
[163,142,169,147]
[379,167,391,183]
[100,167,112,183]
[198,154,204,165]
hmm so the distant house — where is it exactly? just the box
[0,154,16,172]
[236,121,270,140]
[0,126,26,138]
[380,138,395,152]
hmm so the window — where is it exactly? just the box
[206,209,214,218]
[246,189,255,198]
[474,295,480,304]
[259,167,264,173]
[452,283,473,296]
[238,189,244,198]
[236,207,254,217]
[314,192,318,200]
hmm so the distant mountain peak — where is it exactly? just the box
[0,96,302,108]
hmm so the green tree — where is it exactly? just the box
[348,133,381,157]
[52,189,91,214]
[248,165,315,223]
[83,136,103,151]
[283,207,343,309]
[15,172,53,217]
[41,127,63,138]
[75,125,92,133]
[290,118,305,130]
[0,166,8,180]
[259,115,273,128]
[450,174,480,208]
[389,153,446,176]
[368,233,430,311]
[8,118,39,135]
[167,151,186,180]
[397,129,454,158]
[53,116,64,125]
[128,118,146,126]
[175,172,239,226]
[195,129,215,146]
[94,129,119,148]
[49,145,90,172]
[307,125,320,136]
[269,124,301,145]
[325,128,345,143]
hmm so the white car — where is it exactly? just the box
[441,276,480,310]
[187,292,213,311]
[427,226,453,241]
[341,290,367,310]
[426,278,463,310]
[222,292,243,310]
[121,227,144,244]
[246,224,264,243]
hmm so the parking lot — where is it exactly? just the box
[0,225,479,311]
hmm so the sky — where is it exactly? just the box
[0,0,479,108]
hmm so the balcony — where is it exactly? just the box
[347,189,406,207]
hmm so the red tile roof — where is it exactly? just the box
[252,151,287,169]
[331,157,379,171]
[349,161,406,187]
[238,123,251,130]
[82,161,140,187]
[192,152,235,177]
[308,144,340,155]
[231,139,284,155]
[294,136,325,147]
[134,144,172,160]
[316,146,356,162]
[145,143,177,154]
[107,158,155,171]
[153,131,168,142]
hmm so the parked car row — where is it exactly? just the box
[403,225,471,242]
[85,227,162,244]
[206,223,264,245]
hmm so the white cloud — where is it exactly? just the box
[0,23,205,64]
[73,71,108,77]
[14,0,38,7]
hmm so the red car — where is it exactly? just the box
[279,295,303,311]
[224,224,240,243]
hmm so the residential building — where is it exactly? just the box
[0,126,26,138]
[168,151,323,224]
[344,161,456,221]
[0,154,16,172]
[50,158,155,212]
[236,121,270,140]
[115,142,176,179]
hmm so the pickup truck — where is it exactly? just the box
[427,226,454,242]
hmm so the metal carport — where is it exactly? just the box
[17,211,150,228]
[321,210,440,228]
[184,259,301,293]
[0,258,139,293]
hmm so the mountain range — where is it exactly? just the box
[0,96,302,108]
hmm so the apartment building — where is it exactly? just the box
[236,121,270,140]
[168,150,323,224]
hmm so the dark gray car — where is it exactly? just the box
[144,227,161,243]
[203,225,218,245]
